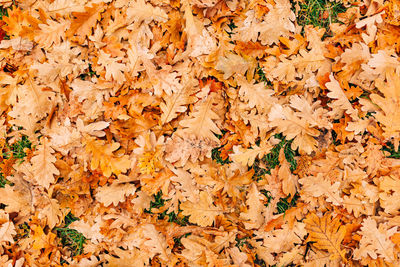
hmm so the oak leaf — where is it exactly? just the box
[34,19,70,48]
[353,217,397,262]
[160,82,197,124]
[95,183,136,207]
[0,211,16,243]
[29,137,60,189]
[299,173,342,206]
[268,104,320,154]
[165,134,215,166]
[325,74,358,120]
[67,3,105,43]
[304,212,346,261]
[215,52,255,80]
[84,136,131,177]
[178,95,222,143]
[369,70,400,140]
[278,149,298,197]
[240,183,265,229]
[34,190,63,229]
[231,141,273,167]
[180,191,223,227]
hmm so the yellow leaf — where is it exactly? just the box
[84,137,131,177]
[304,212,346,261]
[31,225,57,250]
[67,3,104,43]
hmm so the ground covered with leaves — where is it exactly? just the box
[0,0,400,266]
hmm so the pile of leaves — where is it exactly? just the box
[1,0,400,265]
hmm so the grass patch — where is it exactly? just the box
[144,190,165,213]
[211,130,232,165]
[79,63,98,80]
[2,135,32,160]
[261,190,300,214]
[211,146,232,165]
[173,233,191,252]
[382,142,400,159]
[159,210,189,226]
[255,66,270,85]
[294,0,347,36]
[261,189,273,207]
[225,19,237,38]
[263,135,297,172]
[276,193,300,214]
[14,222,30,241]
[55,212,86,256]
[235,236,250,248]
[145,191,190,225]
[0,173,12,188]
[0,8,7,20]
[251,134,298,179]
[1,135,32,188]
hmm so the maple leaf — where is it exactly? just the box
[84,136,131,177]
[180,191,223,227]
[304,212,346,261]
[29,137,60,189]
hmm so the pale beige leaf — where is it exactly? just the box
[178,95,222,143]
[0,211,16,243]
[231,141,273,167]
[29,138,60,189]
[353,217,397,262]
[95,183,136,207]
[240,183,265,229]
[181,191,223,227]
[34,19,71,48]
